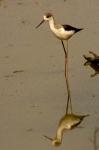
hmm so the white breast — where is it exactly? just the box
[49,22,74,40]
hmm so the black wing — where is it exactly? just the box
[62,24,83,33]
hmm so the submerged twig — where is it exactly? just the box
[93,128,99,150]
[13,70,24,74]
[90,127,99,150]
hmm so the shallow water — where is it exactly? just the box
[0,0,99,150]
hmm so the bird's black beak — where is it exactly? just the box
[43,135,53,141]
[35,19,45,28]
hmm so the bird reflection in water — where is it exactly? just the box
[83,51,99,77]
[44,113,89,146]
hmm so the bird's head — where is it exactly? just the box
[35,12,53,28]
[43,12,53,21]
[52,138,61,147]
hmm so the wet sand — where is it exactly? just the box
[0,0,99,150]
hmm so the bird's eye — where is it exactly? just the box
[46,13,52,18]
[46,15,50,18]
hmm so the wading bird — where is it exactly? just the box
[36,13,83,113]
[36,12,83,58]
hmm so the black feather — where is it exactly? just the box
[62,24,83,33]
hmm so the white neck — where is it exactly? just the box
[55,126,64,142]
[48,17,56,30]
